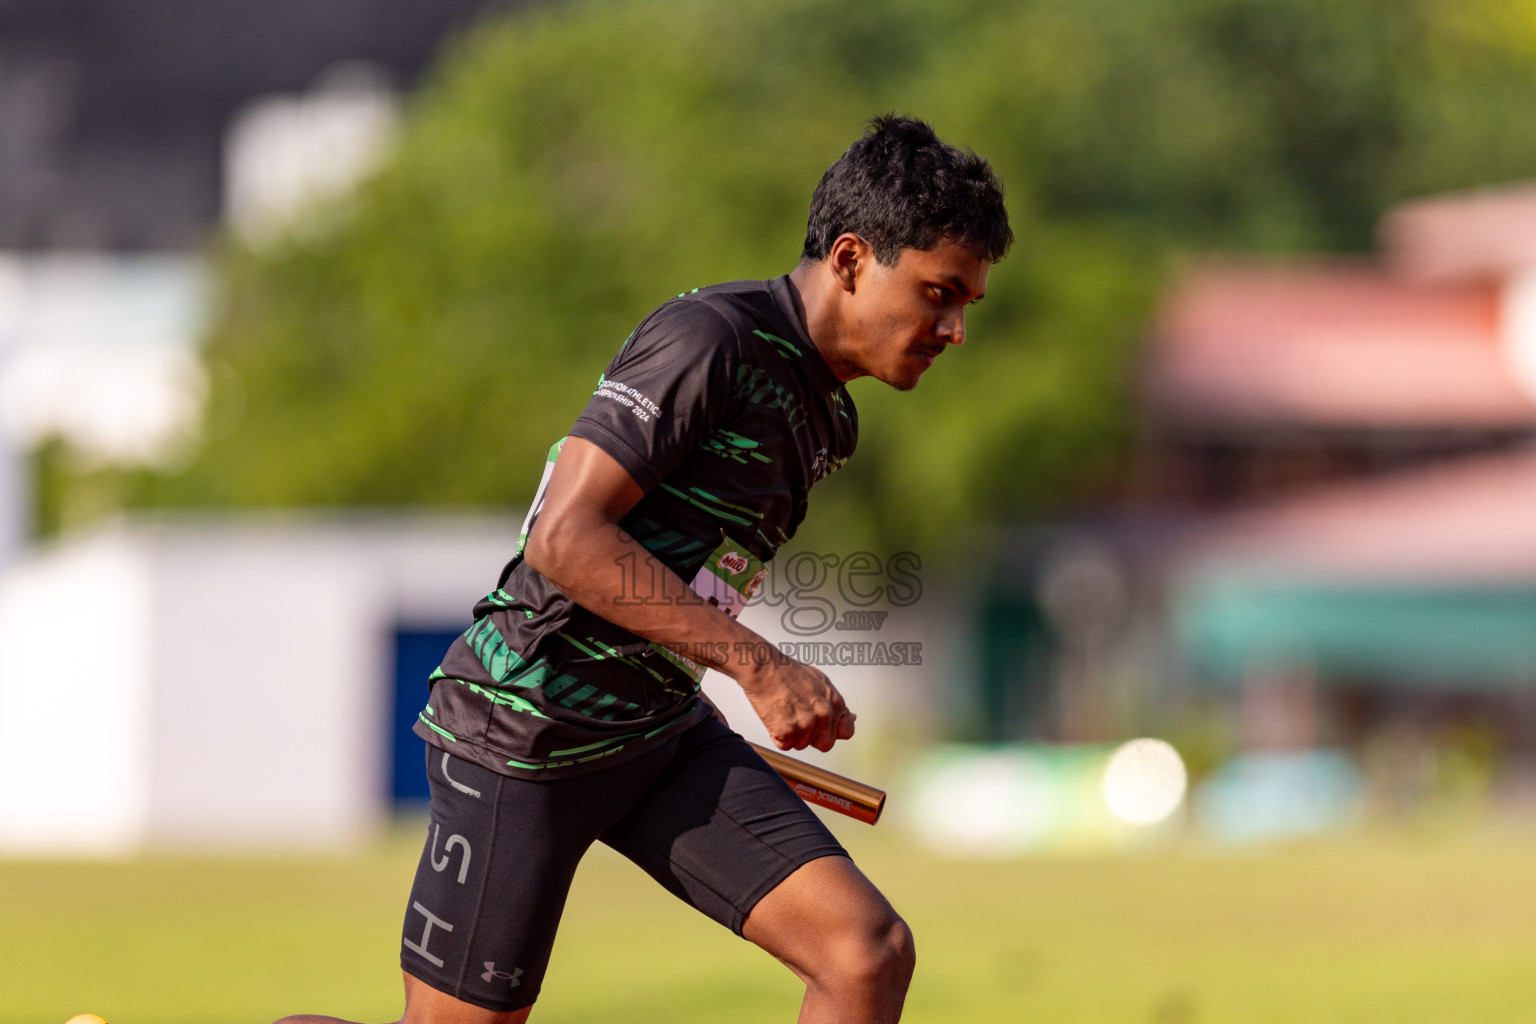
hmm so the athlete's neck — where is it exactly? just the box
[787,260,864,383]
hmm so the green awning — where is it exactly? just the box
[1175,578,1536,688]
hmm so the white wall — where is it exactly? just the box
[144,530,388,848]
[0,514,517,855]
[0,532,153,854]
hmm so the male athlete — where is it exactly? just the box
[279,115,1010,1024]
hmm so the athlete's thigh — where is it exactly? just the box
[401,746,666,1013]
[737,852,905,976]
[598,716,848,935]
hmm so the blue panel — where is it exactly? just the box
[391,628,466,804]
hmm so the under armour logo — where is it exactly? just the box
[482,961,523,987]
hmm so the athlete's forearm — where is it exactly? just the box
[522,436,852,750]
[528,511,853,750]
[524,506,772,681]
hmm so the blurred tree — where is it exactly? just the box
[90,0,1536,555]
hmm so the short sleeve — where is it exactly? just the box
[567,299,741,493]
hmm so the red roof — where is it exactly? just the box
[1183,446,1536,585]
[1147,261,1536,429]
[1382,182,1536,284]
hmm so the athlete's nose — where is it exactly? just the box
[937,310,966,346]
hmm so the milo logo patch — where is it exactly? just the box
[718,552,750,575]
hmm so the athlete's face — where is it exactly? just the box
[846,238,990,391]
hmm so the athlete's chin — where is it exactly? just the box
[891,364,933,391]
[874,358,932,392]
[873,369,922,392]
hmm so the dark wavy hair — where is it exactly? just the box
[801,114,1013,266]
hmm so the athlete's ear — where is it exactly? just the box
[827,233,868,294]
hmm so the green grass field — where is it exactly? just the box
[5,818,1536,1024]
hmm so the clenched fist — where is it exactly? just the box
[735,650,856,752]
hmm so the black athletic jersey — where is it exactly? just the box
[414,275,858,779]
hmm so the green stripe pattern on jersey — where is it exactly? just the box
[429,609,692,772]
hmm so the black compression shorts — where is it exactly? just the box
[399,714,849,1012]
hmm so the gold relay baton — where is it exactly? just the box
[748,742,887,825]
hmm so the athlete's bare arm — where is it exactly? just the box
[522,435,855,752]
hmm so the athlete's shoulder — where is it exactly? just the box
[662,279,776,332]
[671,277,814,358]
[613,286,748,369]
[680,277,776,306]
[621,278,790,364]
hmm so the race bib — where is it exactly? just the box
[650,534,767,682]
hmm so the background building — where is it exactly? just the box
[0,0,516,569]
[0,0,512,251]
